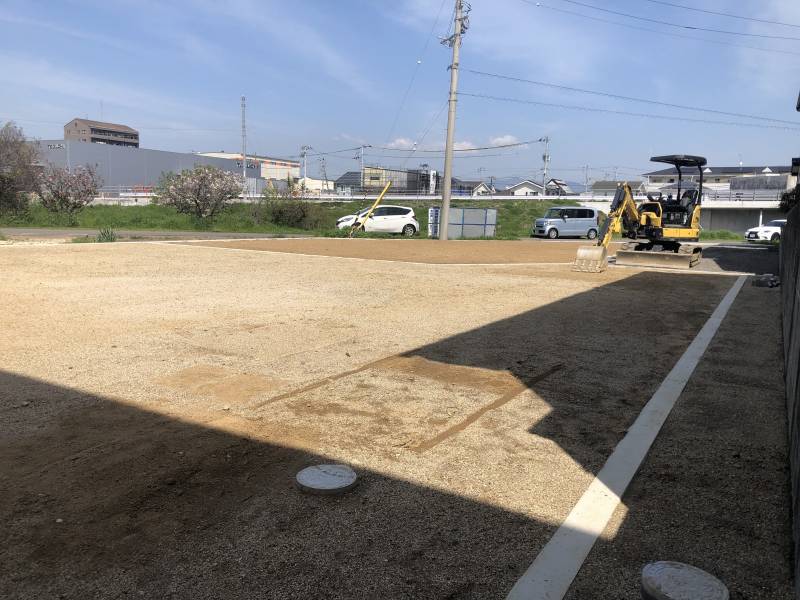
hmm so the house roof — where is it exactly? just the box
[505,179,544,191]
[66,118,138,134]
[334,171,362,186]
[643,165,792,176]
[452,178,483,188]
[592,180,643,190]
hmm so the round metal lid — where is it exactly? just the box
[641,561,729,600]
[295,464,359,495]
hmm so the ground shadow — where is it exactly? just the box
[1,370,557,600]
[1,261,787,598]
[405,271,733,476]
[699,243,779,274]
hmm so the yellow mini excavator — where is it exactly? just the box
[574,154,706,272]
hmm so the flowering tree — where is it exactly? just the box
[156,165,243,220]
[37,165,101,218]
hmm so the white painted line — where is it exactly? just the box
[506,275,747,600]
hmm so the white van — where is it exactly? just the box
[532,206,600,239]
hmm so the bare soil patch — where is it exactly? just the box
[188,237,624,264]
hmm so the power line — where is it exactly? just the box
[382,0,449,146]
[457,92,800,131]
[378,137,538,152]
[399,100,448,168]
[640,0,800,29]
[526,1,800,57]
[463,69,800,126]
[551,0,800,41]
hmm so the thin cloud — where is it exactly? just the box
[386,137,416,149]
[0,53,234,124]
[489,134,519,146]
[192,0,374,96]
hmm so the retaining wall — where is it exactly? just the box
[781,205,800,593]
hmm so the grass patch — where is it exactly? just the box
[699,229,741,241]
[0,199,577,240]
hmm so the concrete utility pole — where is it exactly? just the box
[241,95,247,197]
[356,144,371,189]
[539,136,550,195]
[301,145,312,187]
[583,165,590,194]
[440,0,469,240]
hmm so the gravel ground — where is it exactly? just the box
[0,240,782,599]
[565,283,791,599]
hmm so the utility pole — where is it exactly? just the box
[489,175,495,198]
[440,0,470,240]
[319,157,329,194]
[583,165,590,194]
[301,145,312,192]
[355,144,371,190]
[540,136,550,195]
[241,95,247,198]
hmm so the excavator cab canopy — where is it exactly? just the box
[649,154,707,206]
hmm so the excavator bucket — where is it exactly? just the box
[615,246,702,269]
[573,245,608,272]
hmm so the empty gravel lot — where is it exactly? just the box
[0,239,789,599]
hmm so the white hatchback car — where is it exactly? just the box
[744,219,786,242]
[336,205,419,236]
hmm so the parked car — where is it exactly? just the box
[336,205,419,236]
[532,206,600,239]
[745,219,786,242]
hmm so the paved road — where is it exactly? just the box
[0,227,308,241]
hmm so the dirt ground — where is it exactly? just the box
[0,239,789,598]
[191,237,623,264]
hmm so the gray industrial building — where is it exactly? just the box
[33,139,262,190]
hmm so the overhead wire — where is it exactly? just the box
[552,0,800,41]
[382,0,449,147]
[640,0,800,29]
[457,92,800,131]
[524,1,800,57]
[463,69,800,126]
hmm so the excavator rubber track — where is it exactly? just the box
[614,242,702,270]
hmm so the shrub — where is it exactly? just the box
[96,227,117,242]
[257,195,330,230]
[37,165,101,223]
[155,165,242,220]
[780,185,798,213]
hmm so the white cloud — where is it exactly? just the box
[489,134,519,147]
[453,140,477,151]
[386,137,415,149]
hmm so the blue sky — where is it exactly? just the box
[1,0,799,183]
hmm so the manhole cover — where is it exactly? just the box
[295,464,358,495]
[642,561,729,600]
